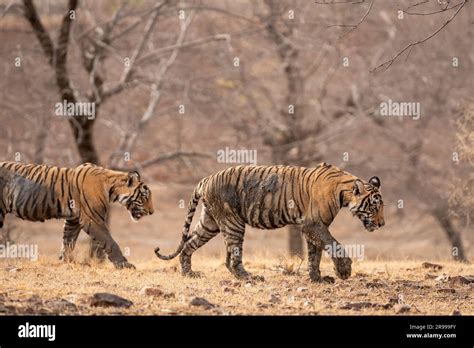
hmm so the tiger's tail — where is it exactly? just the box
[154,180,205,260]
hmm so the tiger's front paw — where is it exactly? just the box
[59,250,74,263]
[233,270,265,283]
[59,254,71,262]
[115,261,136,270]
[183,270,203,278]
[309,271,335,284]
[247,274,265,283]
[334,257,352,280]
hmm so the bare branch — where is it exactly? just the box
[136,34,232,66]
[406,0,430,11]
[372,0,468,72]
[403,2,463,16]
[22,0,55,65]
[1,1,17,18]
[55,0,78,101]
[177,5,256,23]
[79,1,127,104]
[264,0,304,143]
[140,151,212,169]
[326,0,374,33]
[109,18,142,42]
[347,0,373,32]
[101,1,168,99]
[109,10,196,168]
[119,1,167,84]
[110,151,211,172]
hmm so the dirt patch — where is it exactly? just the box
[1,258,473,315]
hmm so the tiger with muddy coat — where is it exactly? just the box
[155,163,385,282]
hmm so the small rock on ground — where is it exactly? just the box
[90,293,133,308]
[189,297,215,310]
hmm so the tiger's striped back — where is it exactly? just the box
[201,163,359,229]
[0,162,83,222]
[0,161,154,225]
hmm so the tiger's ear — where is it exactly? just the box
[127,171,141,186]
[369,176,381,188]
[353,179,365,196]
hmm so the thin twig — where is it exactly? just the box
[327,0,374,34]
[141,151,212,169]
[136,34,232,66]
[371,0,468,72]
[111,151,212,171]
[403,2,462,16]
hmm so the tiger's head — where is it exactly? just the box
[348,176,385,232]
[114,171,154,222]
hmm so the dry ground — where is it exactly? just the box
[1,256,473,315]
[1,184,472,315]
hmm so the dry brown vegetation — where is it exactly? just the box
[1,257,473,315]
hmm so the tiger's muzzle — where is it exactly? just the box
[130,206,154,221]
[361,216,385,232]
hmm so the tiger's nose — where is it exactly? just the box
[379,219,385,227]
[149,208,155,215]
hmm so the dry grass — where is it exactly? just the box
[1,256,473,316]
[1,185,472,316]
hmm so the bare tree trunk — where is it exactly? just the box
[288,225,304,257]
[272,147,304,257]
[265,1,306,257]
[23,0,104,259]
[432,209,468,262]
[69,118,100,164]
[87,102,106,260]
[34,117,49,163]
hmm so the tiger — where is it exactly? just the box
[155,163,384,282]
[0,161,154,269]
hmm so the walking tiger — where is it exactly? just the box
[0,161,154,269]
[155,163,384,282]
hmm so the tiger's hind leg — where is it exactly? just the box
[0,176,5,229]
[179,207,220,278]
[59,218,82,262]
[306,238,323,282]
[221,220,264,282]
[88,216,110,262]
[225,250,232,272]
